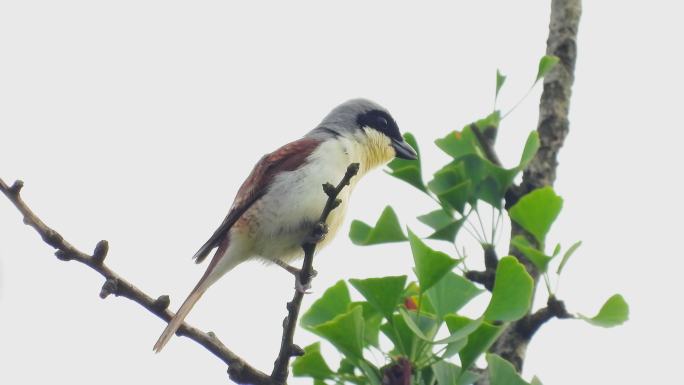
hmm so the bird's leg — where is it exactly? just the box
[275,260,319,278]
[275,260,317,294]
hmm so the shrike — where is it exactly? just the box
[153,98,417,352]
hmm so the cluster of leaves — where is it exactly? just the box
[293,57,628,385]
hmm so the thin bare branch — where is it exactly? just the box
[271,163,360,384]
[1,164,359,385]
[464,245,499,292]
[517,296,573,339]
[0,178,273,385]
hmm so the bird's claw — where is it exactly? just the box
[306,222,328,244]
[296,279,312,294]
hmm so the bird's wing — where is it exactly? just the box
[192,137,322,263]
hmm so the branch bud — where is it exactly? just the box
[153,295,170,311]
[346,163,360,178]
[99,278,118,299]
[322,183,336,198]
[55,250,72,261]
[289,344,305,357]
[92,240,109,264]
[9,180,24,195]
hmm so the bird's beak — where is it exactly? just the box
[391,138,418,160]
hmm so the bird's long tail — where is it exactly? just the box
[153,282,208,353]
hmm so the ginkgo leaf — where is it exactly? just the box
[580,294,629,327]
[535,55,560,82]
[349,206,407,245]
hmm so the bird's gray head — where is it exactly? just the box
[309,98,417,161]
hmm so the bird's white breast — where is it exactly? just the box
[239,131,395,264]
[245,138,355,262]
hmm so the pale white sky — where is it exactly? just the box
[1,1,682,384]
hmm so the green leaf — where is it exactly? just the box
[551,243,562,257]
[510,235,553,273]
[477,165,518,208]
[456,154,518,209]
[427,163,471,213]
[418,209,454,230]
[428,219,465,242]
[484,256,534,322]
[338,358,356,375]
[428,166,465,196]
[427,272,482,320]
[556,240,582,275]
[475,111,501,131]
[530,376,544,385]
[408,229,459,292]
[446,315,504,371]
[496,70,507,99]
[431,317,482,344]
[398,307,430,340]
[418,209,466,242]
[301,281,351,330]
[349,276,407,320]
[403,281,420,298]
[292,343,335,379]
[487,354,529,385]
[386,133,427,192]
[518,131,540,169]
[433,361,461,385]
[438,181,472,214]
[580,294,629,327]
[381,313,435,357]
[349,206,407,245]
[457,371,480,385]
[535,55,560,82]
[435,126,482,160]
[349,302,383,347]
[442,338,468,359]
[312,306,365,361]
[509,187,563,245]
[358,361,382,385]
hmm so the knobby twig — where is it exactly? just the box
[517,296,573,339]
[0,162,360,385]
[0,178,272,385]
[464,245,498,291]
[486,296,573,376]
[271,163,360,384]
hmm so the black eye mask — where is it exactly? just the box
[356,109,402,142]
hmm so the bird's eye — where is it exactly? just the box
[376,117,388,127]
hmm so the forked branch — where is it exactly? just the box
[0,162,360,385]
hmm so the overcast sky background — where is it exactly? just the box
[1,1,682,384]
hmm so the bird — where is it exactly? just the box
[153,98,417,352]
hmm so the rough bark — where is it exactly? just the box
[522,0,581,193]
[475,0,582,383]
